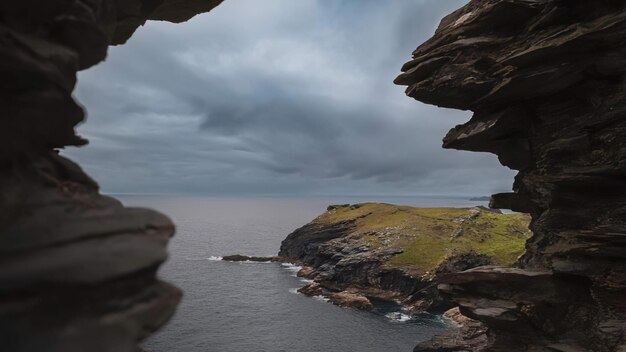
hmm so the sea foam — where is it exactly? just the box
[385,312,412,322]
[280,262,303,276]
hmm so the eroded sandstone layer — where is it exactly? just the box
[0,1,222,351]
[396,1,626,351]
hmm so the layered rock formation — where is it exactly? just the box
[0,1,222,351]
[395,1,626,350]
[278,203,530,312]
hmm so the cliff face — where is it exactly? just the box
[279,203,530,312]
[0,1,222,351]
[395,1,626,351]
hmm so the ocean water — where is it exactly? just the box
[118,196,485,352]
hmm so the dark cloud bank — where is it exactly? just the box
[63,0,516,196]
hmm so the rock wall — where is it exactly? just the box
[279,215,424,303]
[395,1,626,351]
[0,1,222,351]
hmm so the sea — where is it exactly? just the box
[117,195,485,352]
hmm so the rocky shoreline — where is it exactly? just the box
[224,203,531,314]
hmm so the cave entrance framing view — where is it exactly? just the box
[2,0,626,351]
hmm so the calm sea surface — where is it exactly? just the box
[117,196,484,352]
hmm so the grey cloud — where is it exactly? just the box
[63,0,516,196]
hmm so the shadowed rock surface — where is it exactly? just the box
[396,0,626,350]
[0,1,222,351]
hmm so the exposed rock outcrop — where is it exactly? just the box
[327,291,374,311]
[417,307,489,352]
[279,203,530,312]
[396,1,626,350]
[222,255,284,262]
[298,282,324,296]
[0,1,222,351]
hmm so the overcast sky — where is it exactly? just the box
[63,0,515,196]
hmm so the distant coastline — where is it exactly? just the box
[468,196,490,201]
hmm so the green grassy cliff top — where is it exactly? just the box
[316,203,531,272]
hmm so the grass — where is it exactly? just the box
[317,203,531,271]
